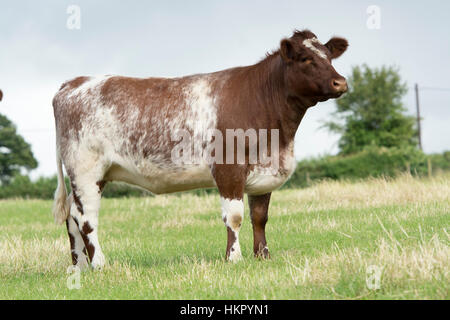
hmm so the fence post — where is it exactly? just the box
[427,158,432,178]
[415,83,423,151]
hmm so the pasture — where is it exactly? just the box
[0,174,448,299]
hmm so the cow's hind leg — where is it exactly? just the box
[69,173,106,270]
[66,201,89,270]
[249,193,271,259]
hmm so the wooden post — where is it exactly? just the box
[427,158,432,178]
[415,84,423,151]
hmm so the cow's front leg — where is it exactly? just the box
[213,164,246,262]
[221,197,244,262]
[248,193,271,259]
[70,180,105,270]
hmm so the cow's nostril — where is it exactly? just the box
[332,79,347,92]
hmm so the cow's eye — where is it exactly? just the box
[301,57,312,64]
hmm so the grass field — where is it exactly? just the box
[0,174,448,299]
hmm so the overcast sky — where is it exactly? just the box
[1,0,449,178]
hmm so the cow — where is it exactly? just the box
[52,29,348,270]
[0,90,3,101]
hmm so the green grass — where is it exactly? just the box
[0,174,448,299]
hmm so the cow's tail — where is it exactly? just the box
[52,149,70,225]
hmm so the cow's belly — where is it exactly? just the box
[245,169,291,195]
[245,150,296,195]
[105,162,291,196]
[104,162,216,194]
[103,148,295,195]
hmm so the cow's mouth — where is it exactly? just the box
[313,91,344,102]
[332,91,346,98]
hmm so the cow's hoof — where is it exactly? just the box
[91,253,106,270]
[227,247,243,263]
[255,245,270,260]
[76,257,90,271]
[227,254,243,263]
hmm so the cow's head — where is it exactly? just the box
[279,30,348,106]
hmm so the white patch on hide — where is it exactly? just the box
[181,77,218,164]
[67,75,112,100]
[220,197,244,262]
[220,197,244,227]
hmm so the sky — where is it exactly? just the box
[1,0,449,178]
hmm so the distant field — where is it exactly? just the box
[0,174,448,299]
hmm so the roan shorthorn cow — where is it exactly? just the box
[52,30,348,269]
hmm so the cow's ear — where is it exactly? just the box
[325,37,348,59]
[280,39,296,62]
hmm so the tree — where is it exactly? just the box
[324,65,418,155]
[0,113,38,184]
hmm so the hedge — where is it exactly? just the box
[285,147,449,188]
[0,147,448,199]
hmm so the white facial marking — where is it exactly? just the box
[302,37,327,59]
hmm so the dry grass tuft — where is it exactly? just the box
[0,236,68,274]
[278,173,450,211]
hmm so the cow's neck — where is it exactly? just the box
[247,54,309,147]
